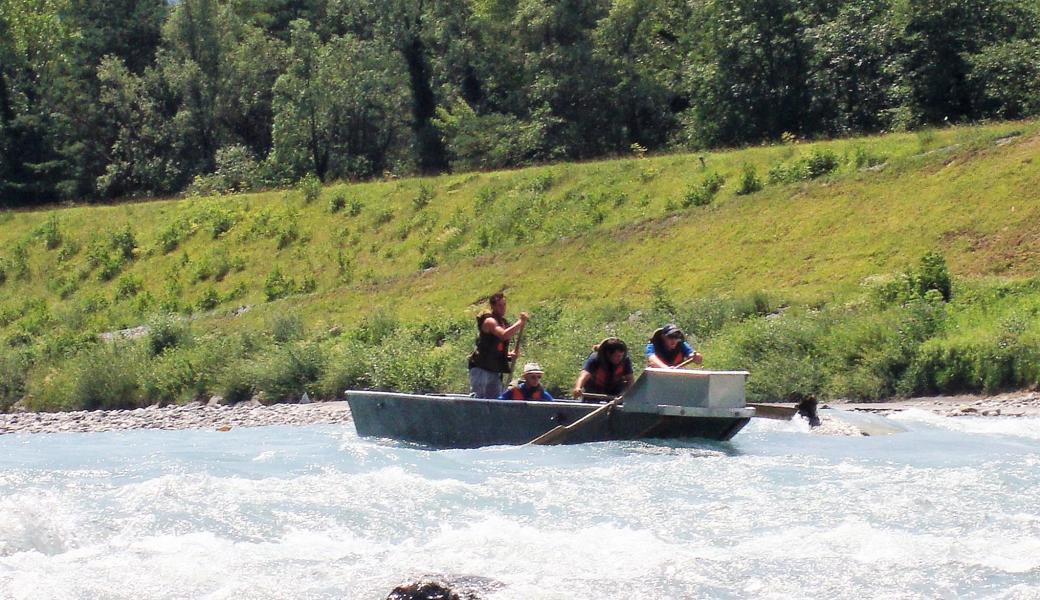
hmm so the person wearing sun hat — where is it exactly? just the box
[498,362,555,401]
[646,324,703,369]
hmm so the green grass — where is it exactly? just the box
[3,120,1040,410]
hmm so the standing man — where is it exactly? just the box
[646,324,703,368]
[468,292,529,398]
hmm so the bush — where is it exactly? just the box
[146,314,190,356]
[768,149,841,183]
[298,173,322,204]
[328,193,347,213]
[419,253,438,270]
[156,223,188,253]
[413,184,434,210]
[682,172,725,207]
[264,268,296,301]
[0,348,31,412]
[34,215,63,250]
[240,342,327,402]
[114,274,143,300]
[736,164,763,195]
[110,225,137,260]
[195,287,220,311]
[188,145,262,196]
[914,251,952,302]
[270,312,304,344]
[29,343,144,411]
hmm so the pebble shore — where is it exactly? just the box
[0,400,352,435]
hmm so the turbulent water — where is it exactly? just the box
[1,412,1038,600]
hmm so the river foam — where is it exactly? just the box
[1,419,1038,599]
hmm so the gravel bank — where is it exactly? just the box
[0,400,352,435]
[3,391,1037,436]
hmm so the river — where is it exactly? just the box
[1,411,1038,599]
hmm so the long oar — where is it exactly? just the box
[527,395,621,446]
[508,325,525,374]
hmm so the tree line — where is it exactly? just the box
[2,0,1039,206]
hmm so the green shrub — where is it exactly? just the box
[347,197,363,216]
[29,343,144,411]
[155,223,187,253]
[110,225,137,260]
[97,253,124,281]
[475,186,496,207]
[914,251,952,301]
[146,314,190,356]
[419,253,438,270]
[207,209,236,239]
[264,268,296,301]
[413,184,434,210]
[298,173,322,204]
[276,226,299,249]
[195,287,220,311]
[114,274,143,300]
[769,149,841,183]
[372,207,394,226]
[10,244,29,281]
[270,313,304,344]
[245,342,327,402]
[682,172,725,207]
[34,215,63,250]
[188,145,262,196]
[736,164,763,195]
[0,348,31,412]
[319,340,372,398]
[352,311,399,345]
[851,147,887,169]
[329,193,347,213]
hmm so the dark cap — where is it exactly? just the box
[661,324,684,338]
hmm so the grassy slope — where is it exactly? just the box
[2,120,1040,406]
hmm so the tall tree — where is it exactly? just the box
[682,0,811,146]
[271,20,409,180]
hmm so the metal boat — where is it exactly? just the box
[346,368,754,449]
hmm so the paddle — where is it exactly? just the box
[527,395,622,446]
[508,322,525,374]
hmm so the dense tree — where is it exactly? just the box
[3,0,1040,205]
[682,0,812,146]
[271,20,409,181]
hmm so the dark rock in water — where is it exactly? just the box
[387,575,501,600]
[387,580,463,600]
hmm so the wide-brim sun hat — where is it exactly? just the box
[522,362,544,375]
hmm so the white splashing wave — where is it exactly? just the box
[891,410,1040,440]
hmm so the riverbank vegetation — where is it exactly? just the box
[3,0,1040,206]
[2,120,1040,411]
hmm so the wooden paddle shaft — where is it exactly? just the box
[528,397,620,445]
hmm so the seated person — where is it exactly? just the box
[499,362,555,401]
[572,337,633,402]
[646,324,703,368]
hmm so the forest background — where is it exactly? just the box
[3,0,1040,205]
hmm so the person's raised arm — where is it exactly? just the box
[482,311,529,341]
